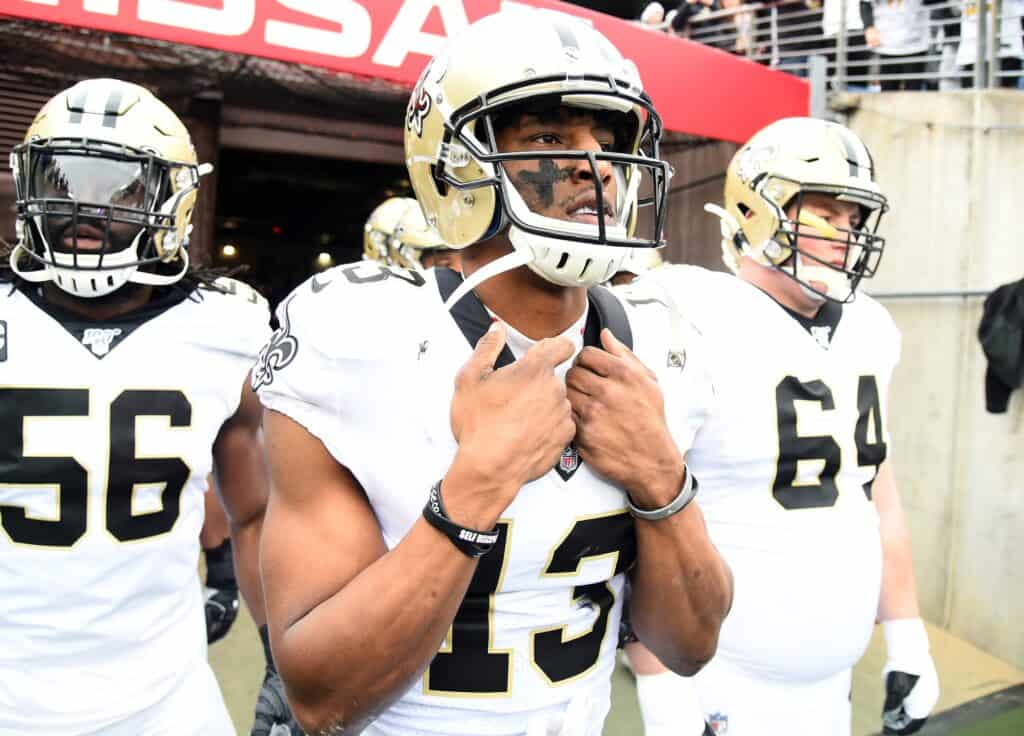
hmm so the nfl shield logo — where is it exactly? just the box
[554,444,581,481]
[560,445,578,473]
[709,712,729,734]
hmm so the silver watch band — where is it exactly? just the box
[626,468,698,521]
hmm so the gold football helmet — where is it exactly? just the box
[10,78,206,297]
[388,200,452,270]
[404,7,671,302]
[363,197,412,264]
[706,117,888,303]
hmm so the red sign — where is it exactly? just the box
[0,0,808,142]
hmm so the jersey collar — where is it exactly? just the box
[434,267,633,367]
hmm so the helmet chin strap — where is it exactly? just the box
[704,202,747,274]
[129,248,189,286]
[9,243,50,283]
[9,241,190,293]
[443,244,533,311]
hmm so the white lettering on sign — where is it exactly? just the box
[84,0,119,14]
[372,0,469,67]
[138,0,256,37]
[265,0,372,58]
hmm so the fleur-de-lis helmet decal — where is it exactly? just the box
[252,297,299,390]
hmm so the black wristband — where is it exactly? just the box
[422,480,499,558]
[259,623,276,672]
[203,538,236,588]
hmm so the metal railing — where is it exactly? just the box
[636,0,1023,92]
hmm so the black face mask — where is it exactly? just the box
[31,151,156,258]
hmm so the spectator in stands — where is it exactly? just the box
[651,0,724,34]
[755,0,827,75]
[721,0,757,55]
[822,0,874,87]
[954,0,1023,88]
[862,0,934,90]
[640,2,669,25]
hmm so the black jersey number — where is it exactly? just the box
[425,521,513,694]
[425,512,637,695]
[0,388,192,547]
[772,375,887,509]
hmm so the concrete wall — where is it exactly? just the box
[848,91,1024,668]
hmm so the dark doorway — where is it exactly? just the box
[212,148,409,308]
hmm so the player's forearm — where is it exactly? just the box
[274,520,478,733]
[629,501,733,676]
[873,463,921,621]
[877,505,921,621]
[229,516,266,625]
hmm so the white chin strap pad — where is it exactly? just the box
[9,242,189,297]
[795,253,850,302]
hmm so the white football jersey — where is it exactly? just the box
[256,262,714,736]
[645,265,898,682]
[0,279,269,735]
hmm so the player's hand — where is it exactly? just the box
[881,619,940,734]
[567,329,685,507]
[448,321,576,527]
[865,26,882,48]
[204,583,240,644]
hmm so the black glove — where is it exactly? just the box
[203,539,240,645]
[882,671,930,734]
[881,619,940,735]
[250,624,304,736]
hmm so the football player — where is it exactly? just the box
[0,79,289,735]
[254,9,732,736]
[388,199,462,272]
[363,197,409,265]
[624,117,939,735]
